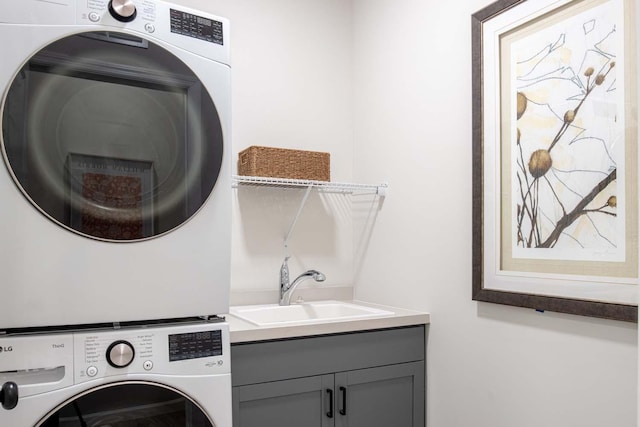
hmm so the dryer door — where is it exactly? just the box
[2,30,224,242]
[0,24,231,328]
[37,382,216,426]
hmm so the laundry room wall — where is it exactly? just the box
[351,0,638,427]
[169,0,637,426]
[174,0,356,301]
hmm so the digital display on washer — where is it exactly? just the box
[170,9,224,45]
[168,330,222,361]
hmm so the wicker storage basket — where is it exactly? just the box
[237,146,330,181]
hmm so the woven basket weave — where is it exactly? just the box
[237,146,330,181]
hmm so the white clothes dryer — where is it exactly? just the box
[0,319,232,427]
[0,0,232,328]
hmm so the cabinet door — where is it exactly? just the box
[333,361,424,427]
[233,374,334,427]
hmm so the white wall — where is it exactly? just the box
[352,1,638,427]
[177,0,356,298]
[173,0,637,425]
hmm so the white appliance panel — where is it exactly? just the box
[0,322,232,426]
[0,0,232,328]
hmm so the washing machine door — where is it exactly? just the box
[37,382,216,426]
[2,30,223,241]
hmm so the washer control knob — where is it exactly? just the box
[108,0,137,22]
[106,340,135,368]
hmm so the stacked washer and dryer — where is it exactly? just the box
[0,0,233,425]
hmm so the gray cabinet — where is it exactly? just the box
[233,375,333,427]
[334,362,424,427]
[231,325,425,427]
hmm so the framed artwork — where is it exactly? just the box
[472,0,638,321]
[67,153,155,240]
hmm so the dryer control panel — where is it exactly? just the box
[0,0,231,66]
[74,0,231,65]
[79,0,159,27]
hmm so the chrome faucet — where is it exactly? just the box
[279,257,326,305]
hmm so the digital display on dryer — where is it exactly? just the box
[170,9,224,45]
[168,330,222,361]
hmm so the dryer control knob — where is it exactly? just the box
[108,0,137,22]
[106,340,135,368]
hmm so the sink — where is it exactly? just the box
[229,300,394,326]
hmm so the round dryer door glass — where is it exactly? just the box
[1,31,224,241]
[36,382,216,426]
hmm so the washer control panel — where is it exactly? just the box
[0,320,230,420]
[73,322,230,384]
[169,329,223,361]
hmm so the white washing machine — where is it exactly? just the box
[0,319,232,426]
[0,0,232,329]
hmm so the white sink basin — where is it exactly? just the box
[229,300,394,326]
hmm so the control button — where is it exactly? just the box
[144,23,155,33]
[87,366,98,377]
[108,0,137,22]
[106,340,135,368]
[143,360,153,371]
[88,12,100,22]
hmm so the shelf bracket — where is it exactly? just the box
[284,184,313,257]
[376,183,388,197]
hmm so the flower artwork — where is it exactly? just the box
[511,0,625,262]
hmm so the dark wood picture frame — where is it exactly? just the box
[472,0,638,322]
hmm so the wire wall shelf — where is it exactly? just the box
[232,175,388,197]
[232,175,387,257]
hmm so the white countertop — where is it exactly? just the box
[224,300,430,343]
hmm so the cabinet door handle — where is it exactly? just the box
[339,386,347,415]
[325,388,334,418]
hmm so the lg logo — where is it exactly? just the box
[0,346,13,353]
